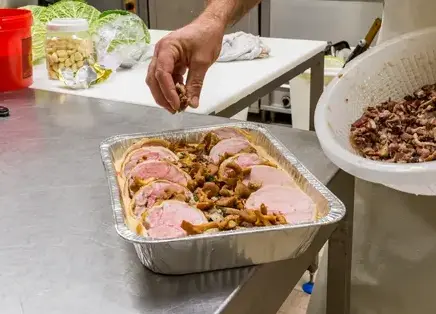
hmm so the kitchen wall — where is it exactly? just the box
[147,0,260,35]
[87,0,123,12]
[270,0,383,45]
[1,0,37,6]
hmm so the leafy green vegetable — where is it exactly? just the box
[40,0,100,25]
[31,21,47,64]
[98,9,130,20]
[19,5,47,22]
[91,10,151,53]
[21,2,101,65]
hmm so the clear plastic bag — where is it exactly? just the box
[92,11,151,70]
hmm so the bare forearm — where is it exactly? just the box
[203,0,261,26]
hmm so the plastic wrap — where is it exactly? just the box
[92,11,151,70]
[58,62,112,89]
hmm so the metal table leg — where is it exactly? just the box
[217,224,338,314]
[309,52,325,131]
[325,171,354,314]
[306,51,325,290]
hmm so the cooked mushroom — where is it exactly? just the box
[176,83,189,111]
[181,220,218,235]
[235,181,252,198]
[203,182,220,198]
[206,163,219,176]
[215,196,237,207]
[196,200,214,211]
[219,186,233,197]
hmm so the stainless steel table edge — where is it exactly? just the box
[1,85,351,314]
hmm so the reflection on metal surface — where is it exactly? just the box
[0,89,339,314]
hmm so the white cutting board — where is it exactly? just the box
[31,30,326,115]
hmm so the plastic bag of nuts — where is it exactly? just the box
[45,18,94,80]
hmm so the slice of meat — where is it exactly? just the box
[123,138,170,160]
[145,200,208,239]
[121,146,179,178]
[245,185,315,223]
[211,127,249,140]
[130,180,193,218]
[243,165,296,187]
[219,153,263,178]
[209,138,254,164]
[127,160,191,195]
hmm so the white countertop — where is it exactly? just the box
[31,30,326,115]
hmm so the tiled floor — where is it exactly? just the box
[275,273,311,314]
[277,290,311,314]
[276,244,326,314]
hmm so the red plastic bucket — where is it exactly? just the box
[0,9,33,92]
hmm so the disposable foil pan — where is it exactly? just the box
[100,122,345,274]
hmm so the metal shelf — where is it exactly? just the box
[260,105,292,115]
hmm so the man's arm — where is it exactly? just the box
[203,0,262,27]
[147,0,260,112]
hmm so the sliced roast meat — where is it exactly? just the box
[121,146,178,178]
[130,180,193,218]
[145,200,208,239]
[243,165,296,187]
[127,160,191,195]
[219,153,263,178]
[209,138,254,164]
[211,127,249,140]
[245,185,315,223]
[122,138,170,159]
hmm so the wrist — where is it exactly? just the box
[201,4,230,30]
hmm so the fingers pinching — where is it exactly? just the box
[146,57,176,114]
[155,49,181,112]
[186,62,208,108]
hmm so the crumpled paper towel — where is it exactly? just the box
[217,32,270,62]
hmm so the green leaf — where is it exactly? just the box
[98,9,130,20]
[31,21,47,64]
[19,5,47,22]
[40,0,101,25]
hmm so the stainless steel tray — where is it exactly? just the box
[100,122,345,274]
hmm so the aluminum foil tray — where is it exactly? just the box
[100,122,345,274]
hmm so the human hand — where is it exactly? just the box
[146,16,225,113]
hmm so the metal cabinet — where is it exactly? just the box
[87,0,123,12]
[147,0,260,35]
[3,0,37,6]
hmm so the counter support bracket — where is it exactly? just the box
[309,52,324,131]
[213,51,325,120]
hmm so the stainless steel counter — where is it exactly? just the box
[0,89,340,314]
